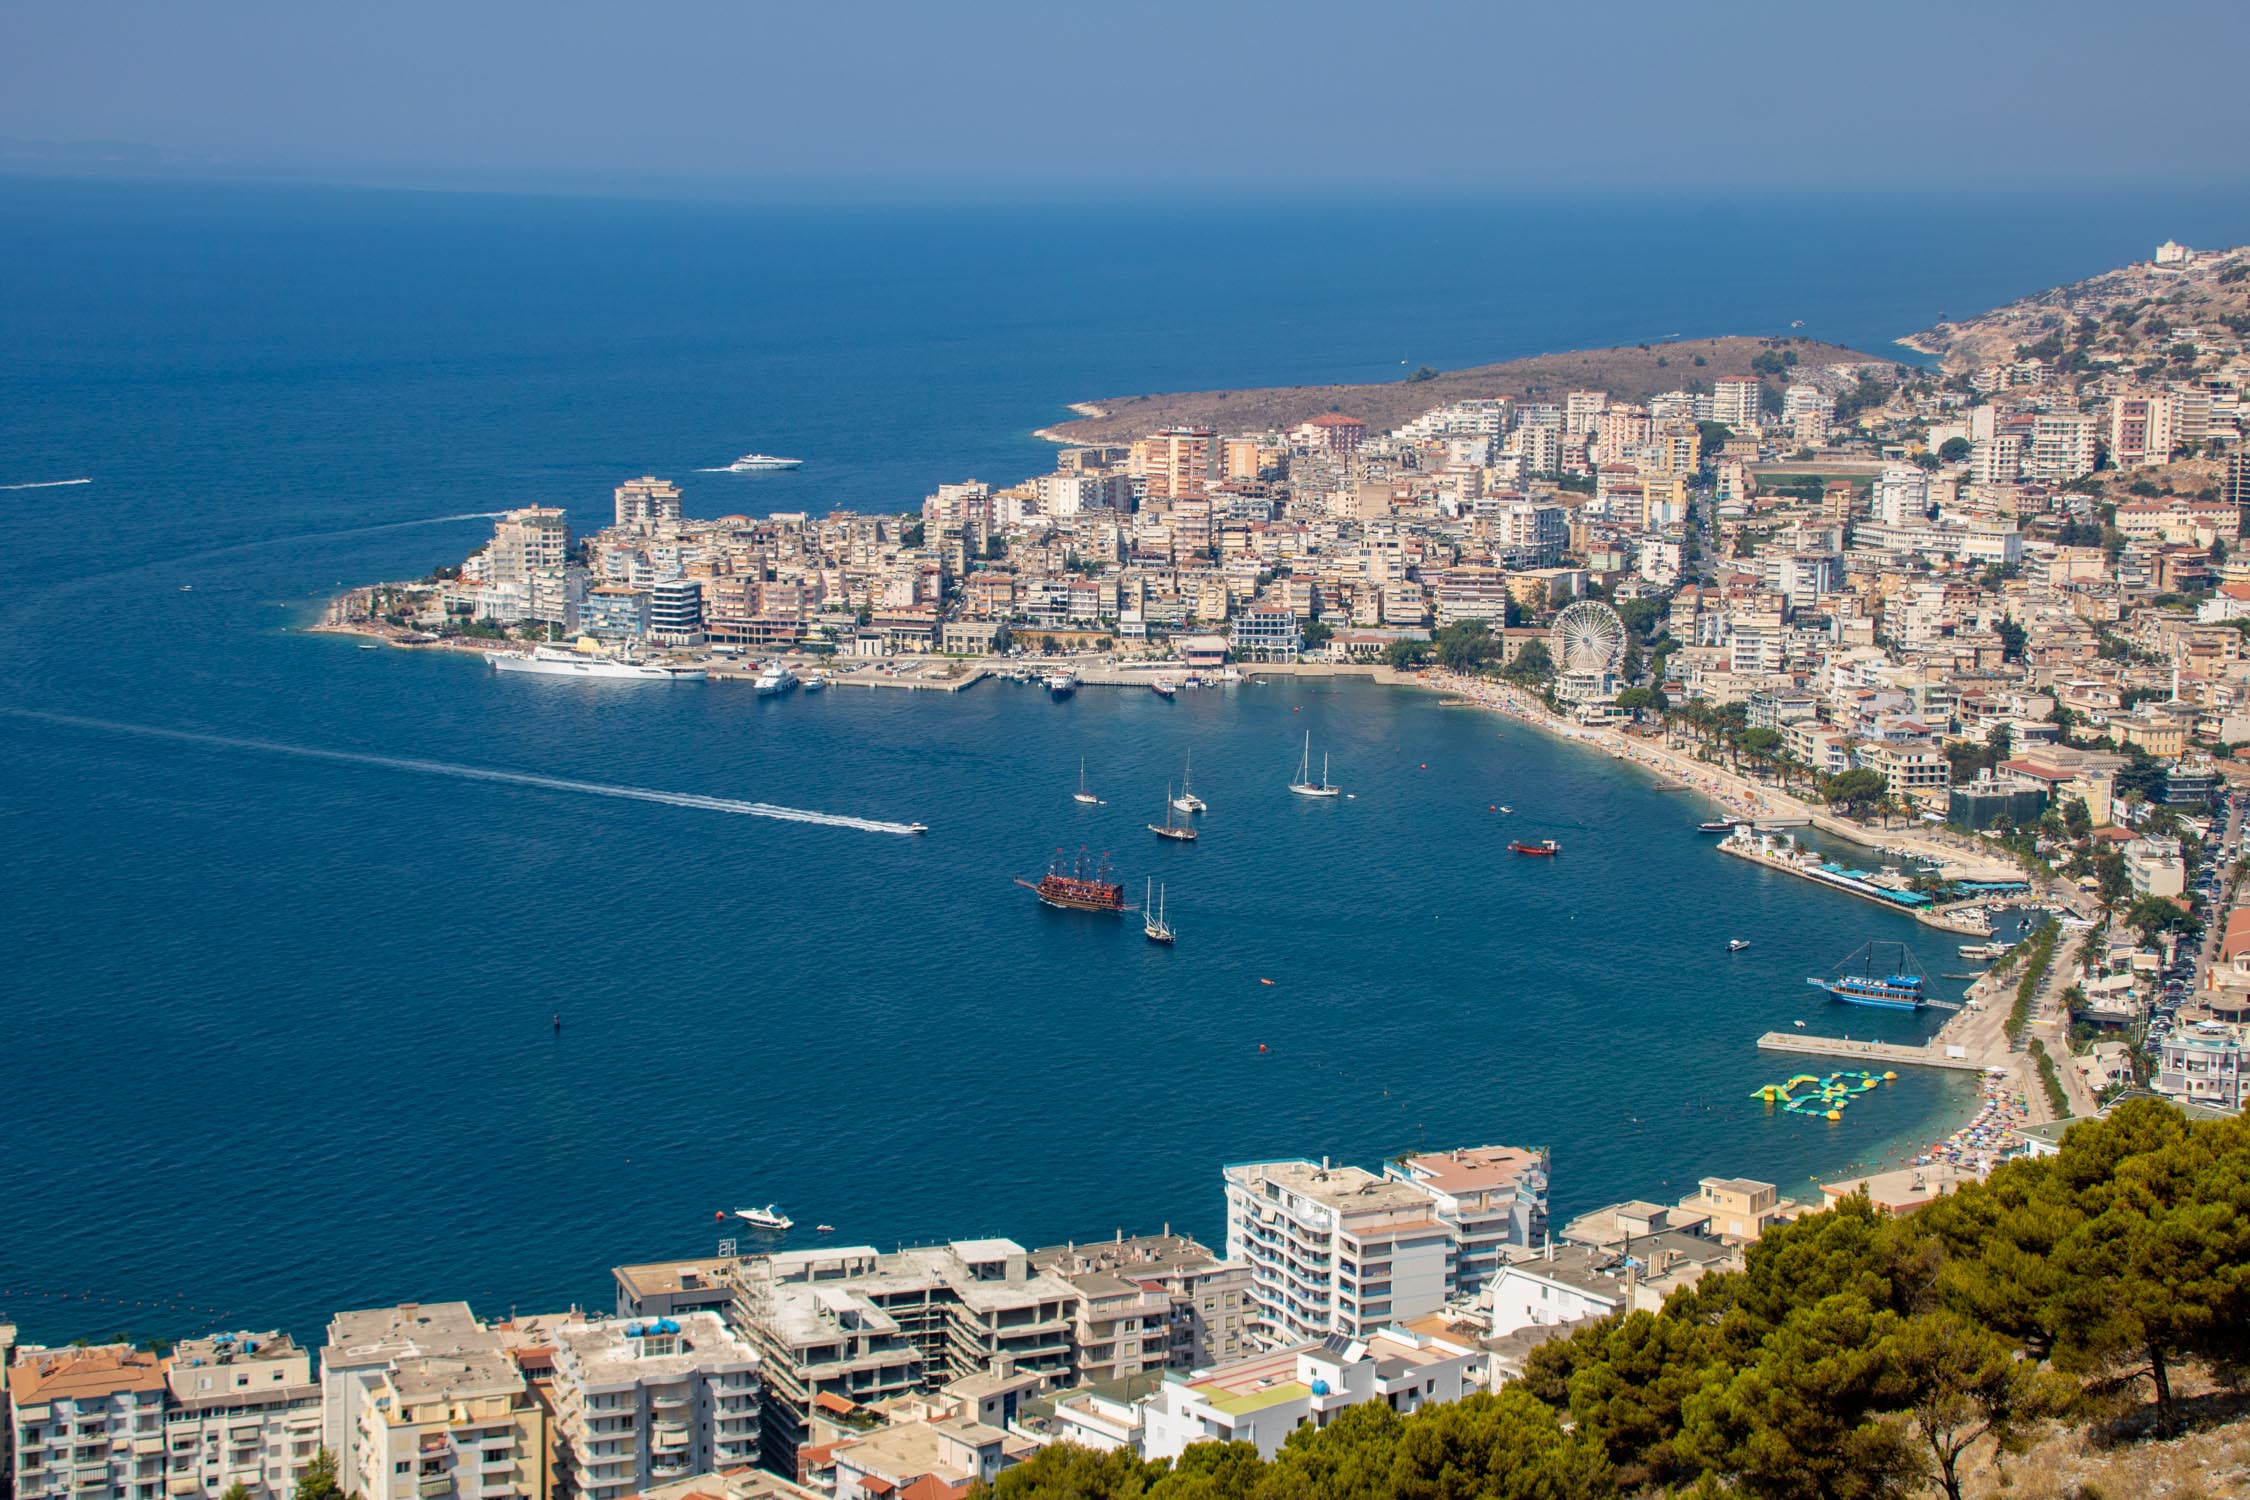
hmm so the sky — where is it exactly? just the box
[4,0,2249,196]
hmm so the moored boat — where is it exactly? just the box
[1697,820,1738,833]
[1288,732,1341,798]
[734,1203,793,1231]
[1152,679,1177,698]
[492,644,706,681]
[1046,670,1079,700]
[1073,757,1100,805]
[1173,752,1207,813]
[753,661,799,696]
[1151,783,1197,842]
[1509,839,1561,856]
[1808,940,1929,1011]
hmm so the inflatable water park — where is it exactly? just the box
[1754,1068,1897,1121]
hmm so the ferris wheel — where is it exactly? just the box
[1550,600,1626,675]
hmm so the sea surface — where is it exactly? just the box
[4,178,2244,1344]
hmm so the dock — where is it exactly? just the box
[1755,1032,1990,1072]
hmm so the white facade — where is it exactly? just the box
[1137,1331,1477,1462]
[161,1334,324,1500]
[7,1346,168,1500]
[549,1315,759,1500]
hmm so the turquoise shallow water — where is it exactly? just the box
[7,177,2229,1342]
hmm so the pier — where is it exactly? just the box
[1755,1032,1989,1072]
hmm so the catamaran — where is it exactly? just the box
[1173,752,1207,813]
[1288,732,1342,798]
[1144,880,1175,944]
[1073,757,1100,805]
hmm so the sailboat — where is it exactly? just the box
[1173,752,1207,814]
[1288,732,1342,798]
[1073,757,1100,805]
[1151,783,1198,841]
[1144,879,1175,944]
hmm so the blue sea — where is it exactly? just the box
[4,178,2244,1343]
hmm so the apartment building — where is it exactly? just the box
[1029,1234,1253,1375]
[160,1333,323,1500]
[2125,835,2187,898]
[2028,412,2099,482]
[1382,1146,1550,1296]
[1710,377,1761,433]
[1134,427,1219,501]
[2156,1028,2245,1110]
[548,1315,758,1500]
[486,508,571,587]
[321,1303,545,1500]
[2109,391,2177,470]
[613,478,683,536]
[7,1345,168,1500]
[728,1242,1075,1472]
[1222,1160,1453,1345]
[1855,739,1951,802]
[1136,1329,1479,1462]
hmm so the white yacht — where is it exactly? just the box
[721,453,802,472]
[733,1204,793,1231]
[754,661,799,696]
[491,645,706,681]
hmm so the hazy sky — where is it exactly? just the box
[5,0,2248,193]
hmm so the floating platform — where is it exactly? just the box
[1754,1068,1896,1120]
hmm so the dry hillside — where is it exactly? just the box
[1041,335,1894,444]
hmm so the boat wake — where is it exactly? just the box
[0,710,924,836]
[0,477,92,490]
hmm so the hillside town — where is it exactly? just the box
[328,243,2250,1125]
[14,249,2250,1500]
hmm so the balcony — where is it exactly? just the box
[418,1477,454,1498]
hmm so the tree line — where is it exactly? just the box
[980,1100,2248,1500]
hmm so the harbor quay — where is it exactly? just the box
[1,1128,2033,1500]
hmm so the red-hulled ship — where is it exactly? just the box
[1509,839,1561,856]
[1015,847,1127,912]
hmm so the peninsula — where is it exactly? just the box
[1040,334,1890,446]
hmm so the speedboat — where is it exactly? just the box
[801,673,826,692]
[1151,679,1177,698]
[1727,939,1751,952]
[733,1204,793,1231]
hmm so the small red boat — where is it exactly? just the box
[1509,839,1561,856]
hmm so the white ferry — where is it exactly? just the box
[491,645,707,682]
[754,662,799,696]
[721,453,802,472]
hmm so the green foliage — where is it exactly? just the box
[1383,638,1433,670]
[1299,619,1334,650]
[1994,617,2026,661]
[2028,1039,2070,1118]
[1938,436,1973,464]
[1500,638,1553,685]
[2005,920,2058,1043]
[294,1451,342,1500]
[1819,767,1889,814]
[220,1486,252,1500]
[1431,622,1501,673]
[1403,365,1440,383]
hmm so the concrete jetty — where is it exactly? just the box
[1755,1032,1989,1072]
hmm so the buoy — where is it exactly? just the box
[1489,804,1496,811]
[1257,1043,1267,1053]
[714,1211,724,1220]
[1420,763,1427,770]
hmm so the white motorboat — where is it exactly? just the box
[733,1203,793,1231]
[754,662,799,696]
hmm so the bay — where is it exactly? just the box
[6,176,2234,1342]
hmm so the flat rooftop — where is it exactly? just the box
[614,1257,741,1299]
[1229,1160,1440,1219]
[1398,1146,1543,1193]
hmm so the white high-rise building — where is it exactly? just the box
[1224,1144,1549,1346]
[614,477,683,537]
[487,507,570,586]
[2028,412,2099,482]
[549,1314,760,1500]
[1871,463,1931,526]
[1711,376,1762,432]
